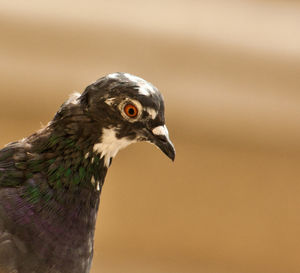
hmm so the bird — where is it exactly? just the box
[0,72,175,273]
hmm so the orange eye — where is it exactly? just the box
[124,103,138,118]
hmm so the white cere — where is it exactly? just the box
[152,125,169,137]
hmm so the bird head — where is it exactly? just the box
[77,72,175,166]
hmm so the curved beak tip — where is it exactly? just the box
[153,136,176,162]
[170,153,176,162]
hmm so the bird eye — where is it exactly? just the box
[124,103,138,118]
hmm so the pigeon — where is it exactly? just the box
[0,72,175,273]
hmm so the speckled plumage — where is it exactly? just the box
[0,73,175,273]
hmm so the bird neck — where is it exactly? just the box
[43,133,108,193]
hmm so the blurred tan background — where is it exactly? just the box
[1,1,300,273]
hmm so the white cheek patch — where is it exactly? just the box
[152,125,169,137]
[93,127,136,167]
[124,73,156,96]
[145,107,158,119]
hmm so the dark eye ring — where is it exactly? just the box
[124,103,138,118]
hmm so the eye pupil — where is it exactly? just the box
[128,108,135,115]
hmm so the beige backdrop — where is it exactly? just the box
[1,1,300,273]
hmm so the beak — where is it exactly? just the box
[149,125,175,161]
